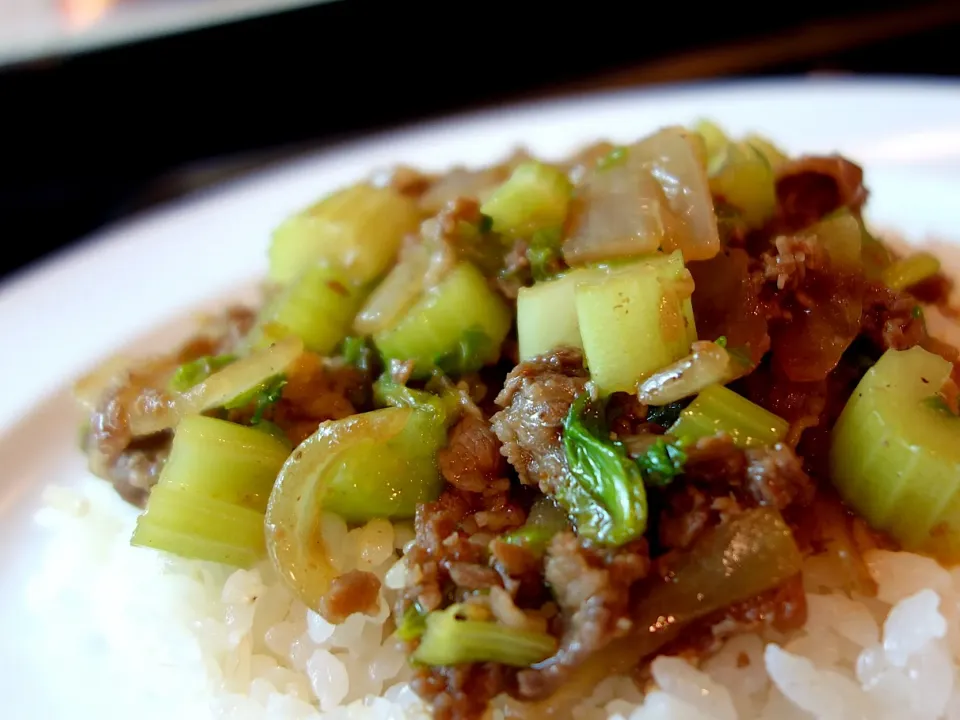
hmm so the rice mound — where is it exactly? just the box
[29,478,960,720]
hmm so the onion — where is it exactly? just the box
[515,507,803,716]
[353,226,457,336]
[564,127,720,266]
[265,407,411,611]
[73,354,137,412]
[637,340,743,406]
[128,336,304,436]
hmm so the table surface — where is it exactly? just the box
[2,0,959,281]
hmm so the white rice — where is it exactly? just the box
[29,478,960,720]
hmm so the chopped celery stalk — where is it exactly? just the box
[373,262,511,379]
[502,496,569,554]
[479,161,572,237]
[373,374,457,427]
[131,484,266,567]
[265,407,445,609]
[860,223,893,280]
[159,415,290,513]
[518,250,696,366]
[707,142,776,228]
[575,259,694,395]
[830,347,960,560]
[396,602,428,641]
[254,264,368,355]
[269,184,421,285]
[169,354,236,392]
[517,269,594,360]
[743,134,788,170]
[669,384,788,449]
[693,119,729,164]
[412,604,557,667]
[881,251,940,291]
[812,212,862,270]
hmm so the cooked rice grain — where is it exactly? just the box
[31,479,960,720]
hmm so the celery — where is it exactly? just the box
[881,251,940,291]
[693,119,729,164]
[669,384,788,449]
[159,415,290,513]
[575,258,694,395]
[813,212,862,270]
[372,373,456,425]
[373,262,511,379]
[412,604,557,667]
[169,354,236,392]
[254,264,367,356]
[707,142,776,228]
[131,484,266,567]
[502,496,570,554]
[479,161,572,237]
[830,347,960,559]
[744,134,788,170]
[517,251,696,366]
[269,184,422,285]
[266,407,446,609]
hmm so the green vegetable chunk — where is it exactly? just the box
[830,346,960,560]
[707,142,776,229]
[132,484,267,567]
[374,262,511,379]
[501,496,569,554]
[881,251,941,292]
[255,264,368,355]
[269,184,421,285]
[396,602,428,641]
[265,407,447,609]
[225,374,287,425]
[669,384,788,449]
[575,257,695,395]
[561,394,648,545]
[479,161,572,237]
[412,604,557,667]
[635,437,687,487]
[156,415,291,513]
[169,354,237,392]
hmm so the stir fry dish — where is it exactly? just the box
[74,121,960,720]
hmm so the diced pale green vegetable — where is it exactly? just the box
[693,119,729,163]
[374,262,511,378]
[265,407,446,609]
[812,212,863,270]
[575,259,695,395]
[396,602,428,641]
[254,264,368,355]
[859,222,893,280]
[830,346,960,560]
[158,415,290,513]
[707,142,776,228]
[169,354,237,392]
[131,483,267,567]
[502,496,569,554]
[517,268,593,360]
[479,161,572,237]
[669,384,788,449]
[412,604,557,667]
[561,394,648,545]
[269,184,421,285]
[881,251,941,291]
[744,134,788,170]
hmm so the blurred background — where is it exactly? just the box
[2,0,960,281]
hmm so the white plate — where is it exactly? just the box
[2,77,960,717]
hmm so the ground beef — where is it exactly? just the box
[761,234,827,292]
[490,348,588,491]
[413,663,514,720]
[437,414,507,494]
[318,570,381,624]
[515,532,651,700]
[775,155,867,231]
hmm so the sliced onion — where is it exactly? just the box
[637,341,742,406]
[128,336,304,436]
[73,354,137,412]
[353,229,457,336]
[516,507,803,716]
[265,407,411,611]
[564,127,720,267]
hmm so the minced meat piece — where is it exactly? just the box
[490,348,588,491]
[319,570,381,624]
[437,414,506,494]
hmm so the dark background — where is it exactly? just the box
[3,0,960,281]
